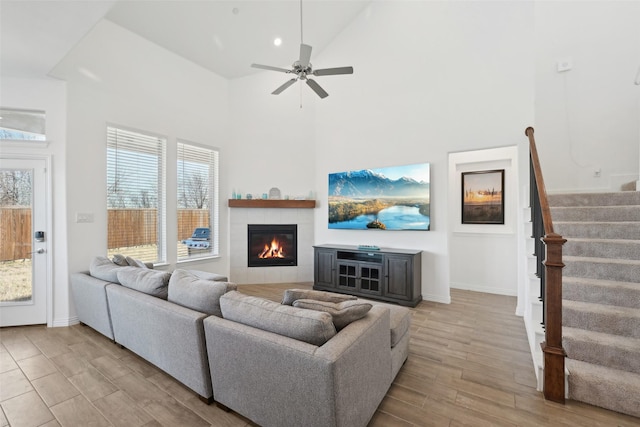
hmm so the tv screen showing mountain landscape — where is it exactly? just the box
[328,163,430,231]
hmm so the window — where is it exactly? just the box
[177,141,219,260]
[106,126,166,263]
[0,108,46,141]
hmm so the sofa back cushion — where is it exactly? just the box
[183,269,228,282]
[90,256,123,283]
[168,269,236,317]
[220,291,337,346]
[281,288,357,305]
[292,299,372,330]
[116,267,171,299]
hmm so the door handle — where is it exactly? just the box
[35,248,45,254]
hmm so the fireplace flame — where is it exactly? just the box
[258,237,286,259]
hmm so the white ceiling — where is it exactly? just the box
[0,0,370,80]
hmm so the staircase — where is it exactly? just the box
[549,191,640,418]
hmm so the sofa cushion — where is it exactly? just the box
[388,306,411,348]
[184,269,228,282]
[116,267,171,299]
[220,291,336,346]
[168,269,236,317]
[89,256,123,283]
[292,299,372,330]
[281,288,357,306]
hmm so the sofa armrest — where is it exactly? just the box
[204,305,391,427]
[106,285,212,399]
[70,272,115,339]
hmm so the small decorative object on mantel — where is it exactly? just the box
[269,187,281,199]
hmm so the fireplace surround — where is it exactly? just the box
[247,224,297,267]
[228,203,313,284]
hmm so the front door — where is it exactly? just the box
[0,158,48,326]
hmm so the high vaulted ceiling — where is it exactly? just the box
[0,0,370,80]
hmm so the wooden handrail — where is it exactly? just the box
[525,126,567,404]
[526,127,554,235]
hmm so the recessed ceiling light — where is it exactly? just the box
[273,37,282,47]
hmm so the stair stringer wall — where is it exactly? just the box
[519,207,545,391]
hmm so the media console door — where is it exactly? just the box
[313,245,422,307]
[337,260,382,296]
[384,254,416,302]
[314,248,335,288]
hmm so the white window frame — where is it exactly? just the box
[106,125,167,264]
[176,140,219,261]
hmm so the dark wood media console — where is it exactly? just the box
[313,244,422,307]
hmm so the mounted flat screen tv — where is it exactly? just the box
[328,162,430,231]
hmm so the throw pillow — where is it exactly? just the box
[89,256,122,283]
[168,269,236,317]
[116,267,171,299]
[111,254,128,266]
[125,256,148,269]
[292,299,373,330]
[220,291,336,346]
[281,288,357,306]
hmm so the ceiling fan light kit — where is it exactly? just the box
[250,0,354,99]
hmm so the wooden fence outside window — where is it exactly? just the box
[0,208,210,261]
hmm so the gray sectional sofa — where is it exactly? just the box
[70,256,412,426]
[70,258,231,402]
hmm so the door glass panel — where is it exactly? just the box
[0,169,33,304]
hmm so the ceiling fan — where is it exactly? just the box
[250,0,354,99]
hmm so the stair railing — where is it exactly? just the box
[526,127,567,403]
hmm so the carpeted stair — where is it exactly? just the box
[549,191,640,418]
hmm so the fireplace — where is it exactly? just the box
[247,224,297,267]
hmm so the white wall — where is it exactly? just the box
[0,77,69,326]
[50,20,231,320]
[534,1,640,193]
[227,70,317,202]
[309,1,535,303]
[448,146,520,296]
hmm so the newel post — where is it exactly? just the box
[541,232,567,403]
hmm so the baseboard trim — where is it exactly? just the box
[450,281,517,297]
[52,316,79,327]
[422,292,451,304]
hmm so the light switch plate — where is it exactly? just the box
[76,212,94,223]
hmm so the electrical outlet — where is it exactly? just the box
[557,58,573,73]
[594,168,602,178]
[76,212,94,223]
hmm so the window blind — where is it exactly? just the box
[177,141,219,260]
[107,126,166,263]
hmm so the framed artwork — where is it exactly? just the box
[328,162,430,230]
[461,169,504,224]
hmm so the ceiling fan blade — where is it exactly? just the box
[312,66,354,76]
[306,78,328,99]
[272,78,298,95]
[251,63,291,73]
[299,44,312,68]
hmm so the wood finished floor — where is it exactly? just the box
[1,285,639,427]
